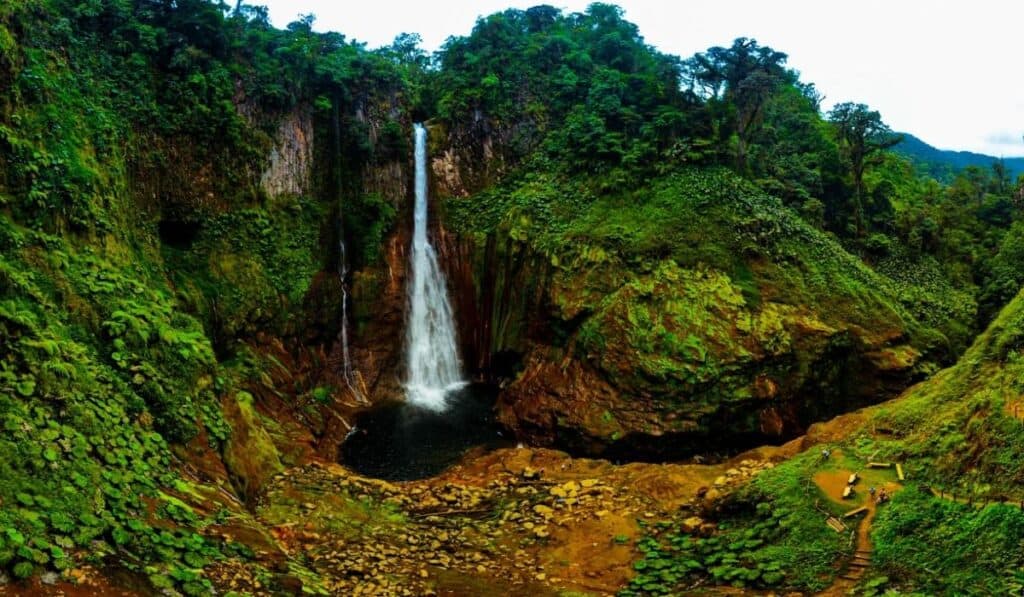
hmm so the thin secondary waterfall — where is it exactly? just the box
[405,123,465,410]
[333,98,364,404]
[337,232,364,403]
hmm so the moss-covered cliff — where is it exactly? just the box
[441,165,955,456]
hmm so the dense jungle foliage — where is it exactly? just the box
[431,4,1024,332]
[1,1,1022,595]
[0,0,418,591]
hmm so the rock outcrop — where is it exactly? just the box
[259,107,314,199]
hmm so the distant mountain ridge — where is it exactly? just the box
[895,132,1024,181]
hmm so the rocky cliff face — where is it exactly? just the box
[342,112,535,401]
[494,258,926,458]
[332,99,413,403]
[347,222,411,400]
[258,107,314,199]
[358,98,411,205]
[439,232,552,379]
[428,117,515,200]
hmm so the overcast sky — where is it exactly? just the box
[257,0,1023,156]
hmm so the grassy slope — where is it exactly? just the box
[824,289,1024,594]
[862,291,1024,593]
[631,289,1024,595]
[0,216,236,592]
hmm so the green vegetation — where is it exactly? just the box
[434,4,1024,343]
[624,453,843,594]
[873,489,1024,594]
[1,0,1023,594]
[163,198,325,349]
[0,0,418,591]
[670,290,1024,594]
[0,216,234,594]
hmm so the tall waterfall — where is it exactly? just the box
[405,123,465,411]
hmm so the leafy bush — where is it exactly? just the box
[623,452,842,595]
[873,489,1024,594]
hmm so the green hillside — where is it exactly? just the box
[896,132,1024,182]
[0,2,1021,595]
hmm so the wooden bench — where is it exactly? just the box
[826,517,846,532]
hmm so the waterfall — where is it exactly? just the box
[405,123,465,411]
[332,96,364,404]
[338,223,364,403]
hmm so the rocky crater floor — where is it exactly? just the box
[23,446,779,597]
[231,448,778,596]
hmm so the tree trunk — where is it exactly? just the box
[853,162,865,237]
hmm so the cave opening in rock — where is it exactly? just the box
[158,218,202,249]
[339,383,512,481]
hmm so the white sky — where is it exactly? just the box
[256,0,1023,156]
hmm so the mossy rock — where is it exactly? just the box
[222,391,284,500]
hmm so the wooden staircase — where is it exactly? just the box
[838,549,872,582]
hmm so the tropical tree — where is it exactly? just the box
[990,159,1012,195]
[828,102,902,235]
[684,38,789,171]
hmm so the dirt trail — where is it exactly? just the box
[812,466,900,596]
[1006,398,1024,421]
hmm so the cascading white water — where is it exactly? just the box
[405,123,465,411]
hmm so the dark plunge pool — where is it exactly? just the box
[339,383,513,481]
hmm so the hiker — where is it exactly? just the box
[869,486,876,497]
[821,448,831,460]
